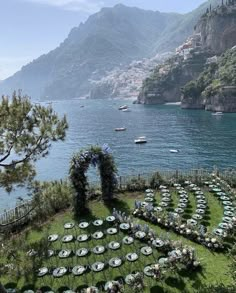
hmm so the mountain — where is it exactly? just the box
[0,1,221,100]
[137,1,236,108]
[182,46,236,112]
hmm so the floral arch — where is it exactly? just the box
[69,145,117,216]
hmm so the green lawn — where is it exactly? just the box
[1,188,235,292]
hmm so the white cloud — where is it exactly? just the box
[23,0,105,13]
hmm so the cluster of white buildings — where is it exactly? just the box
[175,33,202,60]
[90,53,172,98]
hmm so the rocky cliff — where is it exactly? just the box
[196,3,236,55]
[137,51,208,104]
[181,47,236,112]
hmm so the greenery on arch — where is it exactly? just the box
[69,145,117,216]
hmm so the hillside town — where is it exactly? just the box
[89,52,172,99]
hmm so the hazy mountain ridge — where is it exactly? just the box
[0,1,220,100]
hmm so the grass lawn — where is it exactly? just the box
[1,187,235,292]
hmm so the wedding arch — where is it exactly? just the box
[69,145,117,215]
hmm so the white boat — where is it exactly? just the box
[122,108,131,112]
[170,149,179,153]
[115,128,126,131]
[134,136,147,144]
[212,112,223,116]
[118,105,128,110]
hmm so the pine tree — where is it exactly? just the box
[0,91,68,192]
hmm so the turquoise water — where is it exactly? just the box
[1,99,236,211]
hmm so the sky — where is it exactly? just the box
[0,0,207,80]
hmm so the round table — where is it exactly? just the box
[162,197,171,202]
[109,257,122,268]
[154,207,163,212]
[223,201,233,206]
[135,231,146,239]
[140,246,153,256]
[93,219,103,226]
[93,245,105,255]
[143,265,155,277]
[180,194,188,198]
[213,228,225,237]
[175,208,184,214]
[146,193,154,197]
[120,223,130,230]
[58,249,71,258]
[53,267,67,277]
[222,216,233,223]
[162,193,171,197]
[187,219,198,226]
[64,222,74,229]
[195,191,204,195]
[91,262,105,272]
[108,241,121,250]
[152,239,164,248]
[48,234,58,242]
[161,189,169,194]
[76,248,89,257]
[106,215,116,223]
[62,235,74,243]
[146,189,153,193]
[122,236,134,245]
[37,267,48,277]
[92,231,104,240]
[79,222,89,229]
[107,228,118,235]
[125,274,135,285]
[178,203,187,208]
[126,253,138,262]
[224,206,234,211]
[159,202,168,207]
[77,234,89,242]
[179,199,188,203]
[197,200,207,204]
[141,202,149,208]
[196,209,205,214]
[145,197,154,202]
[197,204,206,209]
[224,211,234,217]
[220,196,230,201]
[72,265,86,276]
[218,222,229,230]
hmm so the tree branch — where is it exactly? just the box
[0,136,43,167]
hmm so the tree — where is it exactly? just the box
[0,91,68,192]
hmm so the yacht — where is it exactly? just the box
[118,105,128,110]
[134,136,147,144]
[170,149,179,153]
[115,128,126,131]
[212,112,223,116]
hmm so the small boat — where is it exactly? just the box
[122,108,131,112]
[170,149,179,153]
[134,136,147,144]
[212,112,223,116]
[115,128,126,132]
[118,105,128,110]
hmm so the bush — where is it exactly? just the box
[126,178,146,191]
